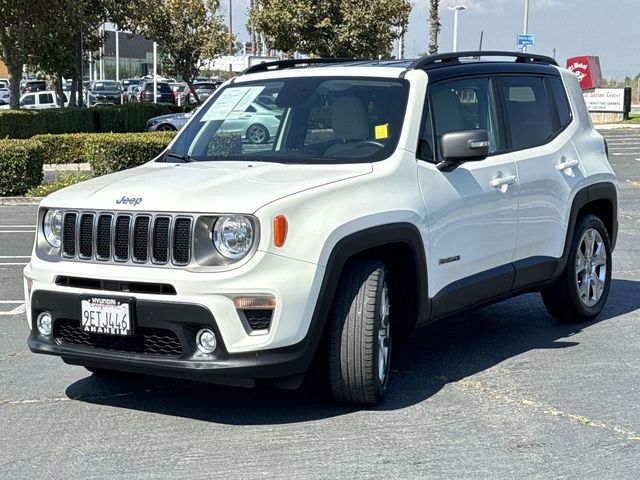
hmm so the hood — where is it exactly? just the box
[90,90,120,95]
[42,160,372,214]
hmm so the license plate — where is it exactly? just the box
[80,297,132,336]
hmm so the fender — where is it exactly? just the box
[291,222,430,373]
[553,181,618,277]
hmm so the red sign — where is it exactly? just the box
[566,56,603,90]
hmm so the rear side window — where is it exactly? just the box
[498,77,554,150]
[39,93,53,104]
[548,77,572,128]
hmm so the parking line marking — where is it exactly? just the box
[459,379,640,441]
[0,301,24,304]
[0,225,36,228]
[0,304,26,316]
[0,256,30,259]
[0,231,36,234]
[0,263,28,266]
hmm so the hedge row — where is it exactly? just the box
[0,132,175,195]
[85,132,176,176]
[0,103,186,139]
[0,139,45,196]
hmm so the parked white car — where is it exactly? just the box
[26,52,618,406]
[19,91,63,109]
[0,88,10,105]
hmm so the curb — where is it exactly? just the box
[43,163,91,172]
[0,197,42,206]
[596,124,640,130]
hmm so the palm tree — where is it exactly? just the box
[429,0,441,54]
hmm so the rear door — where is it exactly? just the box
[496,75,581,288]
[417,76,518,317]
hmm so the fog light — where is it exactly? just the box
[37,312,52,336]
[196,328,217,354]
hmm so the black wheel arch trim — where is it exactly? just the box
[555,181,618,277]
[301,222,430,365]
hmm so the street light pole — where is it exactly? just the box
[522,0,530,53]
[448,5,467,53]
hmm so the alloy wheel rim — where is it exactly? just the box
[248,126,266,143]
[378,282,391,384]
[575,228,607,307]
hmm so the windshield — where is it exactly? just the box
[94,82,120,91]
[169,77,409,164]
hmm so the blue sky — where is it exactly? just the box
[224,0,640,79]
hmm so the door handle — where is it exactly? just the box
[490,175,517,188]
[556,158,580,172]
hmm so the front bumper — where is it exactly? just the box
[28,290,317,387]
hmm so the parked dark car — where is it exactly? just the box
[21,80,47,94]
[137,81,175,104]
[189,81,222,104]
[85,80,123,107]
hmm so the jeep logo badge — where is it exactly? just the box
[116,196,143,206]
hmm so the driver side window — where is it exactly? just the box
[427,77,502,162]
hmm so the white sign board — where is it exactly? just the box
[583,88,626,113]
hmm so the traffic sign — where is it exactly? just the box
[517,34,535,47]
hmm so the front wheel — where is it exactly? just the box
[541,214,612,322]
[328,259,391,405]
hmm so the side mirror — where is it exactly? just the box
[439,130,490,169]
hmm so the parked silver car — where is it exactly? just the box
[146,102,282,144]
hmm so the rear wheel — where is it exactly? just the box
[328,259,391,405]
[156,124,176,131]
[541,214,612,322]
[246,124,269,144]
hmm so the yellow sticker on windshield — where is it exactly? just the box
[375,124,389,140]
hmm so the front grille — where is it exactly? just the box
[60,211,193,267]
[114,216,131,261]
[62,213,77,257]
[133,216,150,262]
[54,318,183,356]
[244,310,273,331]
[96,214,112,260]
[79,213,94,259]
[172,218,192,265]
[152,217,170,263]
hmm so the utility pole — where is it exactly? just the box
[229,0,233,74]
[522,0,530,53]
[448,5,467,53]
[153,42,157,104]
[76,32,83,107]
[115,29,120,82]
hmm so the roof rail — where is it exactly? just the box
[242,58,366,75]
[410,51,558,70]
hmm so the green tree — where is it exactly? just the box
[123,0,231,103]
[0,0,43,108]
[429,0,441,54]
[248,0,411,58]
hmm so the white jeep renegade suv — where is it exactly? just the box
[26,52,618,405]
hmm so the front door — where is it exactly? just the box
[417,76,518,318]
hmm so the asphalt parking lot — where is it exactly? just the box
[2,128,640,479]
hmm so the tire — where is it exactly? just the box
[541,214,612,323]
[156,124,176,131]
[246,124,269,144]
[328,259,391,405]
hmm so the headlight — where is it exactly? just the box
[213,216,254,259]
[148,119,159,126]
[43,209,63,248]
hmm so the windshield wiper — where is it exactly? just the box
[165,152,193,163]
